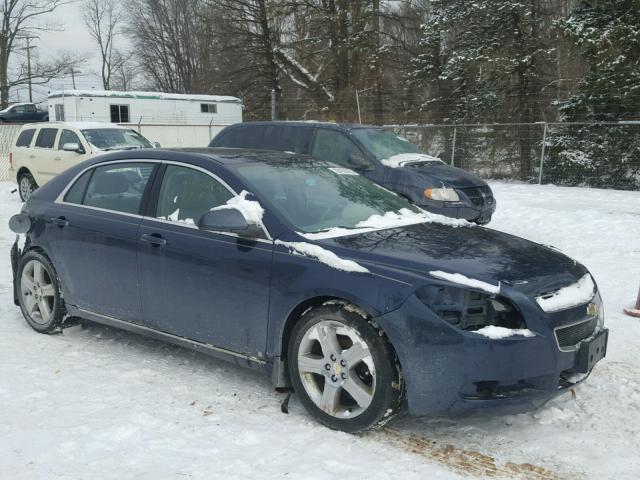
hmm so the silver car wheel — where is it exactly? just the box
[20,259,55,325]
[297,320,376,419]
[19,176,33,200]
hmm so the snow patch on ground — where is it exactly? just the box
[1,181,640,479]
[430,270,501,294]
[473,325,535,339]
[380,153,444,168]
[210,190,265,226]
[276,240,369,273]
[303,208,469,240]
[536,274,595,312]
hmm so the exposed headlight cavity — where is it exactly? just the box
[417,285,526,331]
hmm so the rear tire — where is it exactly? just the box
[16,251,65,333]
[18,172,37,202]
[288,304,403,433]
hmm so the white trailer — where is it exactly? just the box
[47,90,242,147]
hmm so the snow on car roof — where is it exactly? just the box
[48,89,241,104]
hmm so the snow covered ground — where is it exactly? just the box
[1,180,639,480]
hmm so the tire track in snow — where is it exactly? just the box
[372,428,583,480]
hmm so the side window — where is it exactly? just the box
[200,103,217,113]
[83,163,155,214]
[25,105,36,113]
[14,105,27,114]
[156,165,233,225]
[15,129,36,147]
[58,129,81,150]
[110,104,129,123]
[35,128,59,149]
[311,129,363,166]
[54,104,65,121]
[64,170,93,204]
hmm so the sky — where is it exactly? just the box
[11,1,121,106]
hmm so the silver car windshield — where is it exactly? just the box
[81,129,153,150]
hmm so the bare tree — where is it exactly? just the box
[0,0,72,107]
[82,0,122,90]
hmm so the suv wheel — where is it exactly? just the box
[18,172,37,202]
[288,304,403,433]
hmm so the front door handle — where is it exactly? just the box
[49,216,69,228]
[140,233,167,246]
[54,156,62,161]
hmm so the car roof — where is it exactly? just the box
[168,147,319,166]
[20,121,131,130]
[225,121,384,131]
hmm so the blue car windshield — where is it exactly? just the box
[351,128,422,161]
[234,161,422,234]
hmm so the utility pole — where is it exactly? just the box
[20,35,38,102]
[68,68,81,89]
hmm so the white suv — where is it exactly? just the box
[10,122,157,201]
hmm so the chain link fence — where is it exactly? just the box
[392,122,640,190]
[0,125,21,181]
[1,122,638,190]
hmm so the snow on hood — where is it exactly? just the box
[536,274,595,312]
[473,326,535,339]
[276,240,369,273]
[210,191,265,225]
[380,153,444,168]
[302,208,469,240]
[430,270,501,294]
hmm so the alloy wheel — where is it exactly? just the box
[19,176,33,201]
[20,259,56,325]
[297,320,376,419]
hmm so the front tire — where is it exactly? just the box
[288,305,403,432]
[18,172,37,202]
[16,251,65,333]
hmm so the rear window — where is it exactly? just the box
[15,129,36,147]
[82,163,155,214]
[261,125,314,153]
[35,128,58,149]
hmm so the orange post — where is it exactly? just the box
[624,286,640,318]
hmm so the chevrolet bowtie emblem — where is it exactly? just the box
[587,303,597,316]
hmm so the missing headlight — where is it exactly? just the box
[416,285,525,331]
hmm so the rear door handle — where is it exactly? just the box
[140,233,167,246]
[54,156,61,161]
[29,155,35,159]
[49,216,69,228]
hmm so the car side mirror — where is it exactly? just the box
[198,208,262,237]
[153,141,161,148]
[63,142,84,154]
[348,152,373,171]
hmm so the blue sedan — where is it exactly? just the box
[9,148,608,432]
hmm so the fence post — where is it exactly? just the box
[271,89,277,121]
[137,116,142,134]
[355,89,362,124]
[538,122,548,185]
[208,118,214,142]
[450,126,457,166]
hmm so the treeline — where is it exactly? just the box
[121,0,640,127]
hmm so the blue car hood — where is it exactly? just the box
[398,162,487,188]
[320,223,586,297]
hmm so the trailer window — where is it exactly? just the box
[54,104,65,121]
[110,104,130,123]
[201,103,217,114]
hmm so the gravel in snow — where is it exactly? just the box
[1,180,639,479]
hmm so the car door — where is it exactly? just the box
[137,163,273,357]
[45,161,158,323]
[31,127,60,185]
[24,104,38,121]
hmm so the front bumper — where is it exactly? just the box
[375,295,608,417]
